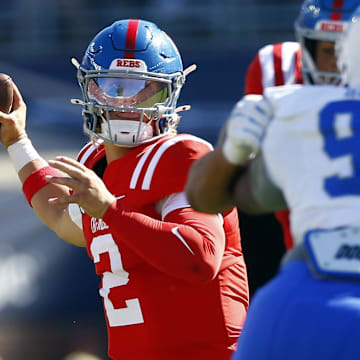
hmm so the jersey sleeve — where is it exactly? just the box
[103,200,226,283]
[244,53,264,95]
[274,210,293,250]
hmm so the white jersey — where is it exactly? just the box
[260,84,360,244]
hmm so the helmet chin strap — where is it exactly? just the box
[100,119,153,144]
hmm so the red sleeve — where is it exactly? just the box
[244,53,264,95]
[103,200,225,284]
[295,46,304,84]
[275,210,294,250]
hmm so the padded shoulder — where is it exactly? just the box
[76,140,105,170]
[264,84,345,118]
[142,134,213,202]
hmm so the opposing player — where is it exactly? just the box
[0,20,249,360]
[244,0,360,256]
[188,6,360,359]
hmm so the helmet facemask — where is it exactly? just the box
[74,63,185,147]
[295,25,342,85]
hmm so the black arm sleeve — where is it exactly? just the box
[249,152,288,212]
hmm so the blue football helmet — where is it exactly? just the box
[295,0,360,84]
[71,19,195,147]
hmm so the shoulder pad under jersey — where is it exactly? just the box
[76,140,105,170]
[127,134,213,204]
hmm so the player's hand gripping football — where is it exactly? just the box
[46,156,116,219]
[222,94,272,165]
[0,76,28,148]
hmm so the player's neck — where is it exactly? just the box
[104,142,133,164]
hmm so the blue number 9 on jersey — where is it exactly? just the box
[319,100,360,196]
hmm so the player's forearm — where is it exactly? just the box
[7,139,80,243]
[17,158,66,220]
[103,202,225,283]
[186,148,241,214]
[19,159,86,246]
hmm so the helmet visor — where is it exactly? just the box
[87,77,169,109]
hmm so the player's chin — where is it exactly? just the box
[108,111,141,121]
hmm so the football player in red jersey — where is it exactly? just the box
[0,19,249,360]
[239,0,360,290]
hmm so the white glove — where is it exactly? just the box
[222,94,272,165]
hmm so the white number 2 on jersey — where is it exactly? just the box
[90,234,144,327]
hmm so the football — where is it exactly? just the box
[0,73,13,113]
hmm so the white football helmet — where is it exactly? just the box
[337,8,360,89]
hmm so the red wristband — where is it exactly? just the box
[22,166,63,207]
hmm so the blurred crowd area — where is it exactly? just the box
[1,0,299,61]
[0,0,303,139]
[0,1,301,359]
[0,318,107,360]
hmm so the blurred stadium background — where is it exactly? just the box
[0,1,299,359]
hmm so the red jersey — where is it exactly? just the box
[244,41,303,250]
[74,134,249,360]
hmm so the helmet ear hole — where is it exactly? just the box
[304,38,317,64]
[82,111,102,133]
[158,118,168,134]
[82,111,92,130]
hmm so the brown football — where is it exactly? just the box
[0,73,13,113]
